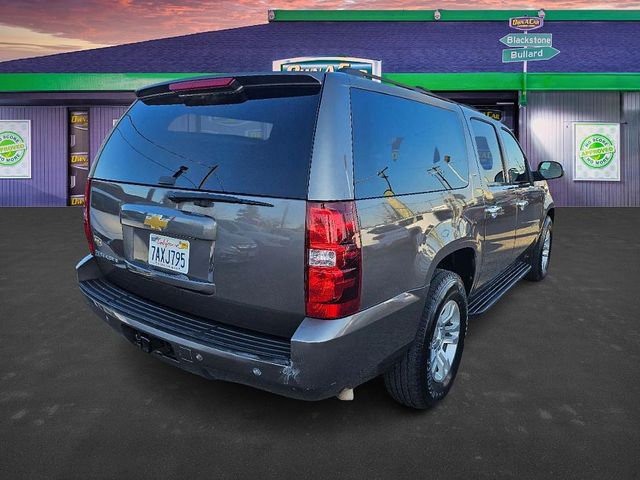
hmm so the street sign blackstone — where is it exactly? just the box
[500,33,553,48]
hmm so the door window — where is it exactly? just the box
[470,119,506,186]
[500,129,529,184]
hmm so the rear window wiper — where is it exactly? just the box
[167,191,274,208]
[159,165,188,186]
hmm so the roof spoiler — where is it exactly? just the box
[135,74,322,101]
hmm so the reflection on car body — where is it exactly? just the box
[77,71,563,409]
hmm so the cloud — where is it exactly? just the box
[0,24,110,61]
[0,0,266,45]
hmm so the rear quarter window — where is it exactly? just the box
[351,88,469,199]
[93,92,321,199]
[499,128,530,184]
[469,118,506,186]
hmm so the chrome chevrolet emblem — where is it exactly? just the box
[143,214,170,231]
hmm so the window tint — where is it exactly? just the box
[470,119,505,186]
[93,92,320,199]
[351,89,469,199]
[500,129,529,184]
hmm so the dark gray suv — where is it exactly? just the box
[76,72,563,409]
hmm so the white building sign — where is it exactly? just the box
[0,120,31,179]
[273,56,381,76]
[574,122,620,181]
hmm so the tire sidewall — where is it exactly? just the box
[526,215,553,282]
[541,218,553,275]
[419,274,468,402]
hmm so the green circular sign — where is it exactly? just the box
[0,130,27,167]
[579,133,615,169]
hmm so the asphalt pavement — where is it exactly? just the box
[1,207,639,479]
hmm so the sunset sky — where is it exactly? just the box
[1,0,639,62]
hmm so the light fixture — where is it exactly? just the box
[434,9,441,20]
[268,10,275,21]
[538,9,546,18]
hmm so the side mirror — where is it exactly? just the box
[535,161,564,181]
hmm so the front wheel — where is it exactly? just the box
[384,269,468,409]
[526,216,553,282]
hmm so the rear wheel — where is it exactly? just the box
[526,216,553,282]
[384,269,468,409]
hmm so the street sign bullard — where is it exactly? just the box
[502,47,560,63]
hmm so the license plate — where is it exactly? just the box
[148,234,190,274]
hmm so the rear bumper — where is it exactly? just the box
[76,255,423,401]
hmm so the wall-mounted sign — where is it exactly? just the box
[574,123,620,181]
[480,110,503,122]
[501,17,559,66]
[509,16,544,31]
[0,120,31,179]
[273,56,381,76]
[69,110,89,206]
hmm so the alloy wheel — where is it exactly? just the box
[429,299,461,384]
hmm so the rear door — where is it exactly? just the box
[88,75,322,338]
[499,127,545,259]
[469,118,519,288]
[349,87,472,308]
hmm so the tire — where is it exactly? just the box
[384,269,468,409]
[526,216,553,282]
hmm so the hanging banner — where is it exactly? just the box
[574,123,620,181]
[0,120,31,179]
[69,110,89,206]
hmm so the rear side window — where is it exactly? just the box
[500,128,529,184]
[351,89,469,199]
[93,92,321,199]
[470,119,506,186]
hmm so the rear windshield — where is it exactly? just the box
[93,92,321,199]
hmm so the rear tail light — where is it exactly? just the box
[83,178,95,255]
[168,77,235,92]
[305,201,361,319]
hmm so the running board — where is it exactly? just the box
[468,261,531,316]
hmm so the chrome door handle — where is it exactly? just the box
[516,200,529,211]
[485,206,503,218]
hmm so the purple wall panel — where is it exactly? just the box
[520,92,640,207]
[1,97,637,207]
[0,105,130,207]
[0,106,67,206]
[89,106,129,163]
[622,92,640,207]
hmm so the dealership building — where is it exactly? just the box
[0,9,639,207]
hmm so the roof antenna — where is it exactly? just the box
[414,86,435,95]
